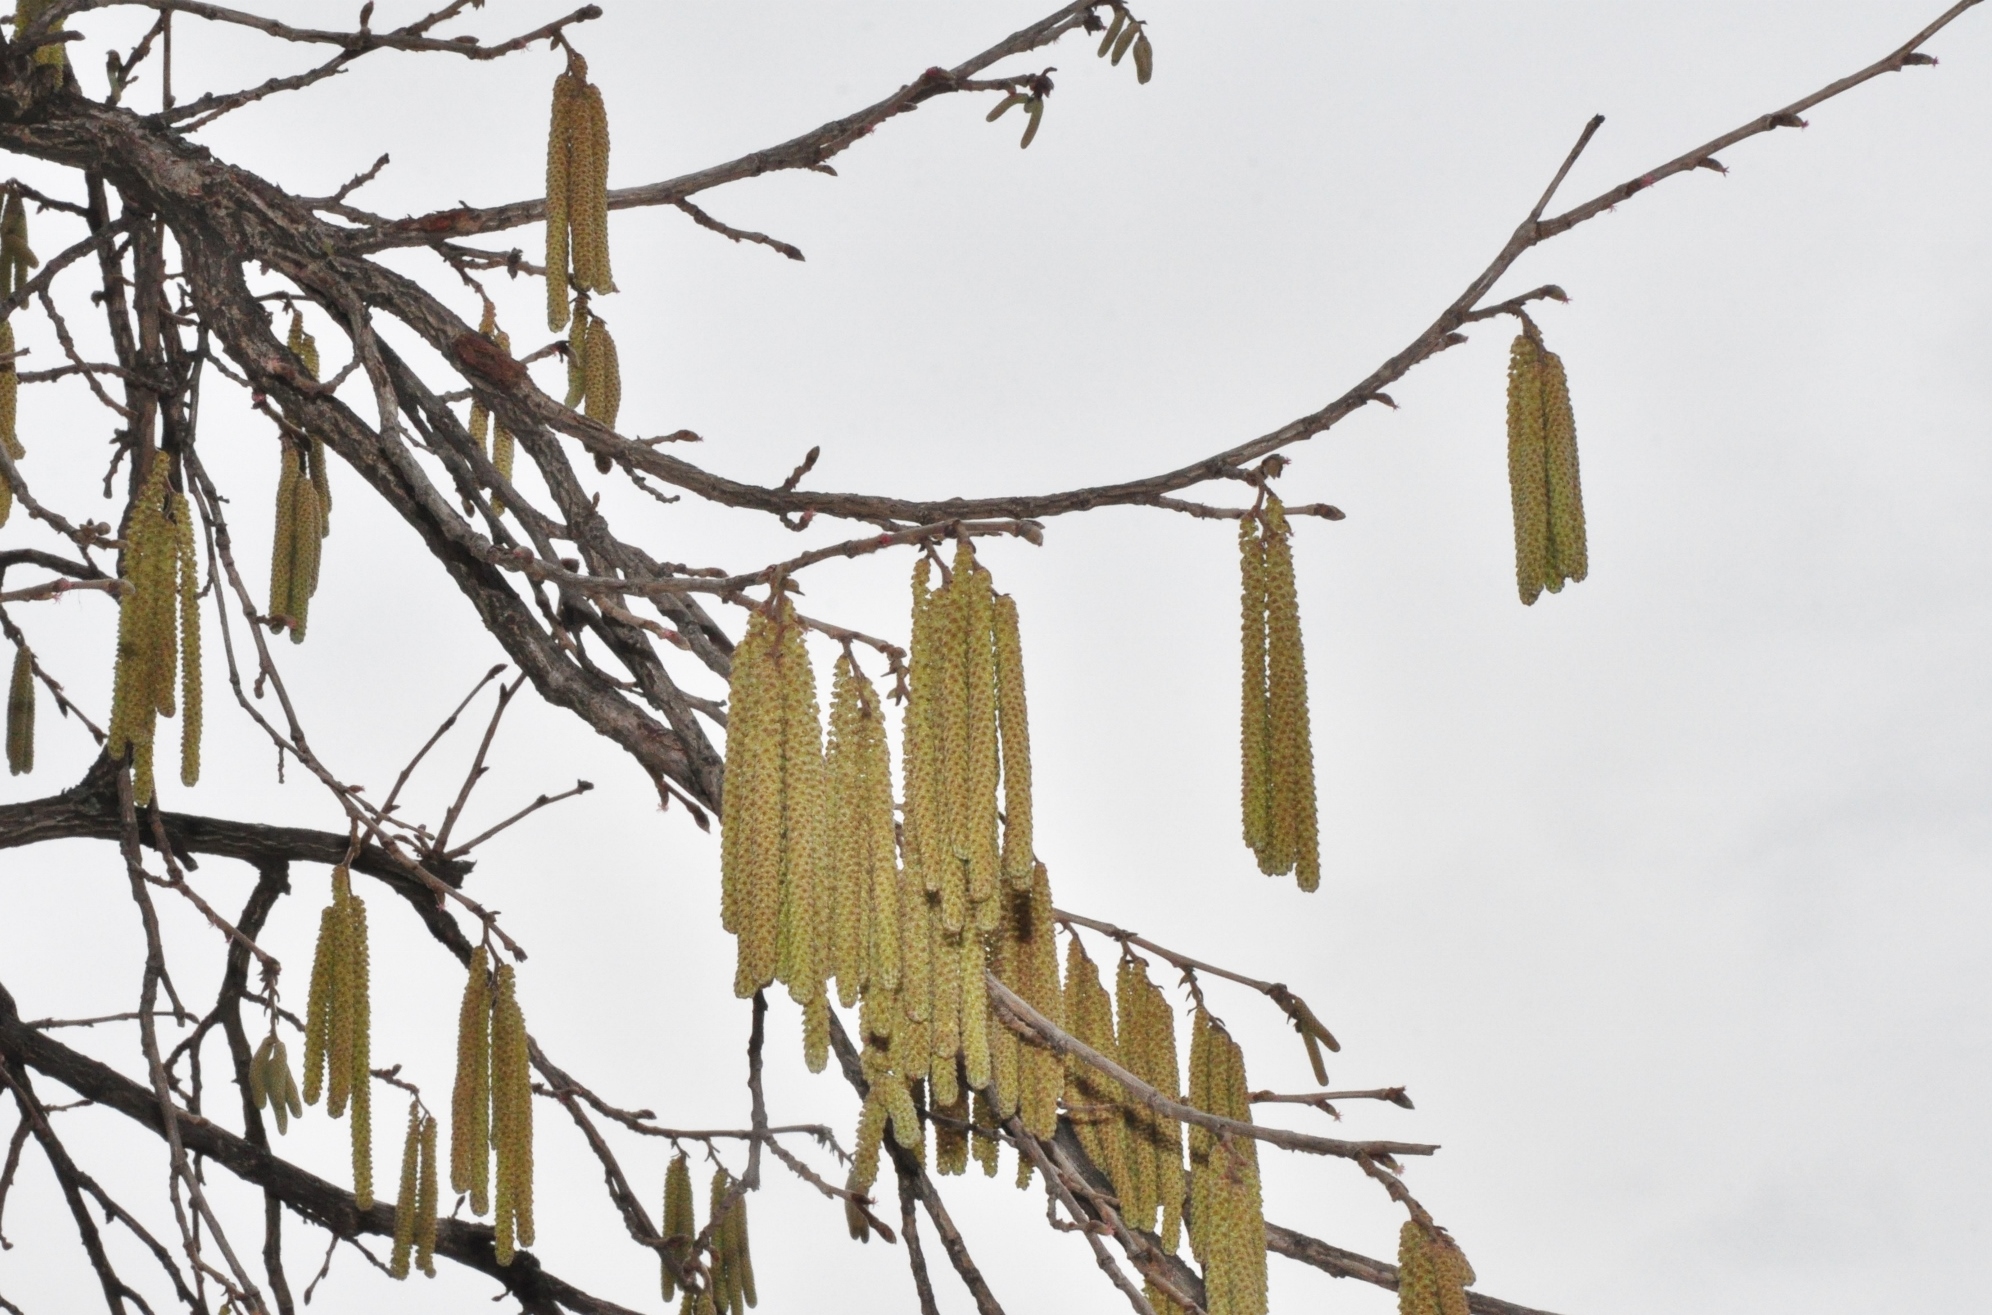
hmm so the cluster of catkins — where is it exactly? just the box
[1187,1009,1269,1315]
[107,455,202,804]
[467,300,518,514]
[247,1030,302,1134]
[451,946,537,1266]
[268,312,332,642]
[657,1154,757,1314]
[303,866,375,1207]
[1397,1220,1476,1315]
[1239,493,1319,889]
[1505,329,1587,605]
[389,1102,440,1280]
[545,50,621,468]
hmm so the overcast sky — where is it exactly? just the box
[2,4,1988,1314]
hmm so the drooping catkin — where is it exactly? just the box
[1012,862,1065,1139]
[1186,1012,1266,1315]
[970,1088,1001,1177]
[802,990,829,1074]
[583,313,621,430]
[415,1114,439,1277]
[960,928,991,1093]
[825,653,898,1008]
[391,1101,422,1279]
[1239,515,1270,855]
[958,546,1001,914]
[268,441,325,644]
[7,643,31,776]
[302,905,335,1107]
[934,1082,969,1177]
[491,963,534,1264]
[0,317,20,531]
[1115,956,1159,1233]
[0,189,37,294]
[451,947,493,1215]
[545,51,612,331]
[992,593,1034,886]
[1506,330,1588,604]
[733,1184,757,1309]
[303,867,373,1206]
[1261,496,1319,891]
[662,1152,695,1300]
[772,607,829,1012]
[1062,938,1128,1199]
[347,892,373,1209]
[174,492,201,788]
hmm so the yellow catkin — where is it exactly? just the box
[174,493,200,788]
[415,1114,439,1277]
[802,990,829,1074]
[824,655,869,1006]
[451,947,492,1215]
[391,1101,421,1279]
[732,1186,756,1310]
[268,448,298,631]
[934,1083,969,1177]
[13,0,65,67]
[1186,1014,1265,1315]
[662,1152,695,1300]
[986,896,1021,1122]
[544,60,580,330]
[584,314,621,430]
[721,609,784,995]
[491,963,534,1263]
[897,861,932,1032]
[346,889,374,1210]
[1506,333,1553,605]
[1239,515,1270,855]
[1115,957,1158,1234]
[1143,975,1185,1254]
[958,548,1001,915]
[992,593,1034,886]
[960,929,991,1093]
[772,608,828,1011]
[6,643,31,776]
[1261,496,1320,891]
[1062,938,1128,1199]
[0,318,20,530]
[930,564,969,929]
[1014,863,1064,1139]
[1433,1228,1475,1315]
[929,916,962,1100]
[302,902,335,1107]
[1396,1221,1439,1315]
[849,1088,888,1215]
[970,1088,1000,1178]
[1539,345,1588,590]
[570,69,613,297]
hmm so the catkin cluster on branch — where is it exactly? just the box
[389,1101,440,1280]
[1505,329,1587,605]
[1397,1220,1475,1315]
[6,644,31,776]
[467,301,517,514]
[0,190,31,530]
[449,949,536,1264]
[1061,938,1130,1193]
[563,297,622,463]
[1096,5,1155,82]
[661,1151,696,1299]
[1239,495,1319,889]
[106,456,202,804]
[267,315,332,643]
[545,51,613,332]
[720,594,829,1012]
[706,1172,758,1315]
[247,1031,302,1135]
[1187,1009,1267,1315]
[824,653,901,1016]
[302,865,373,1208]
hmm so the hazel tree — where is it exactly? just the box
[0,3,1980,1315]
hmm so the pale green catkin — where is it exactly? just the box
[391,1101,421,1279]
[491,963,534,1263]
[7,643,32,776]
[1260,496,1319,891]
[1505,331,1588,603]
[662,1152,695,1300]
[992,593,1034,886]
[451,947,492,1215]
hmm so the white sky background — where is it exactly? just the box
[1,2,1988,1313]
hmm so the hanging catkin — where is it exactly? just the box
[1397,1220,1474,1315]
[720,595,828,1020]
[934,1083,969,1177]
[12,0,67,67]
[0,188,38,294]
[268,441,325,643]
[545,50,612,331]
[1238,495,1319,890]
[302,866,373,1208]
[391,1101,422,1279]
[0,317,21,531]
[1505,330,1588,605]
[1010,862,1065,1139]
[467,302,518,516]
[992,593,1034,885]
[584,313,621,430]
[661,1152,695,1300]
[491,963,535,1264]
[415,1114,439,1277]
[174,490,201,788]
[451,947,493,1216]
[6,643,31,776]
[250,1033,301,1136]
[1186,1011,1266,1315]
[1062,937,1129,1198]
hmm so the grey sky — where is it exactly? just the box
[1,3,1986,1313]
